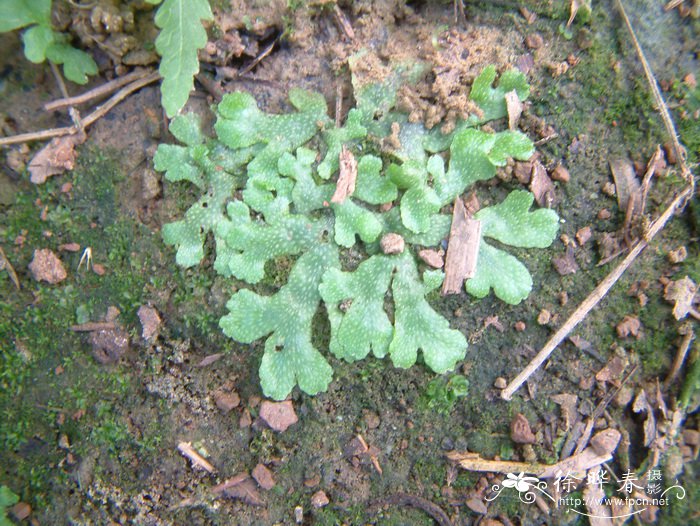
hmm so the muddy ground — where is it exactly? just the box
[0,1,699,525]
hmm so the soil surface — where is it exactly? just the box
[0,1,698,525]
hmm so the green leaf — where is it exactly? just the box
[21,24,54,62]
[216,88,328,182]
[278,148,332,213]
[320,255,394,361]
[475,190,559,248]
[0,485,19,526]
[0,0,50,31]
[465,190,559,304]
[332,200,382,247]
[379,208,450,247]
[353,154,398,205]
[45,42,98,84]
[389,253,467,372]
[439,128,534,204]
[469,65,530,122]
[154,0,213,117]
[162,169,237,267]
[465,242,533,305]
[220,245,339,400]
[215,200,331,283]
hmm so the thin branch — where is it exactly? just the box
[44,69,154,111]
[501,186,693,400]
[664,326,695,388]
[0,71,160,147]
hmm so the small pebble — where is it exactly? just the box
[311,490,329,508]
[597,208,612,220]
[525,33,544,49]
[537,309,551,325]
[494,377,507,389]
[551,164,570,183]
[514,321,526,332]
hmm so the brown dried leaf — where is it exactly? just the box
[505,90,523,131]
[552,246,579,276]
[442,197,482,295]
[663,276,698,320]
[330,145,357,204]
[530,160,556,208]
[252,463,275,490]
[595,356,627,386]
[219,475,264,506]
[511,413,536,444]
[609,157,642,219]
[632,390,657,448]
[29,134,86,184]
[28,248,67,284]
[137,305,161,340]
[259,400,298,432]
[552,394,579,430]
[466,496,488,515]
[616,315,641,338]
[196,353,224,367]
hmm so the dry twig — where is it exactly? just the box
[501,1,696,400]
[0,71,160,147]
[45,69,153,111]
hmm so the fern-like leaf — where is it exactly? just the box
[154,0,213,117]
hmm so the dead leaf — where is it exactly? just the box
[663,276,698,320]
[137,305,161,340]
[530,160,556,208]
[505,90,523,131]
[259,400,298,432]
[442,197,482,295]
[595,356,627,386]
[330,145,357,204]
[28,248,67,284]
[511,413,536,444]
[29,133,86,184]
[213,473,264,506]
[466,496,488,515]
[196,353,223,367]
[616,315,641,338]
[632,390,657,448]
[252,463,275,490]
[552,246,579,276]
[0,246,20,289]
[609,157,642,220]
[575,226,592,245]
[552,394,578,430]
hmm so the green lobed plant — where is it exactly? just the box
[0,486,19,526]
[1,0,212,116]
[155,63,560,400]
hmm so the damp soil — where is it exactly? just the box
[0,1,698,525]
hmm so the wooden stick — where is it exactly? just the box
[664,326,695,388]
[0,71,160,147]
[501,186,693,400]
[44,69,153,111]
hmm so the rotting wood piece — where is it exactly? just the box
[442,197,481,295]
[330,146,357,204]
